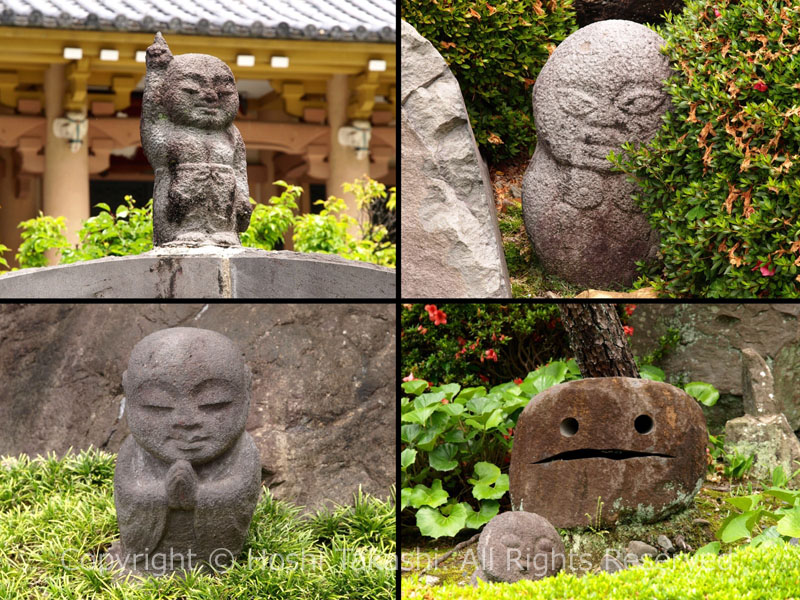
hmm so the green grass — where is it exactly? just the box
[0,449,395,599]
[402,542,800,599]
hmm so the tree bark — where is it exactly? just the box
[557,303,639,378]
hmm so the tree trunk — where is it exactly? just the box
[557,303,639,378]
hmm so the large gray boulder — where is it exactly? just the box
[0,304,395,511]
[522,20,670,288]
[401,20,511,298]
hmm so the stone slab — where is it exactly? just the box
[400,20,511,298]
[0,247,395,298]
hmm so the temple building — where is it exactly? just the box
[0,0,396,263]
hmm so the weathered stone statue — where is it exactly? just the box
[472,511,564,585]
[141,33,252,247]
[522,20,671,287]
[109,327,261,576]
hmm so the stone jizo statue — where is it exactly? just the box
[522,20,671,287]
[141,33,252,247]
[109,327,261,576]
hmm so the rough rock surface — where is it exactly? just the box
[142,33,251,247]
[510,377,707,528]
[522,20,670,288]
[400,20,511,298]
[724,349,800,484]
[628,304,800,431]
[111,328,261,576]
[0,304,395,511]
[476,511,565,583]
[599,554,625,573]
[574,0,685,27]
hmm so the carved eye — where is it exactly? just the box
[143,404,174,411]
[615,89,664,115]
[557,89,599,118]
[200,401,231,412]
[181,87,199,95]
[634,414,654,434]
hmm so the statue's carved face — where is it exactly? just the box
[124,328,250,465]
[533,22,671,172]
[164,55,238,130]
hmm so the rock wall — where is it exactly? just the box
[0,303,395,510]
[629,304,800,432]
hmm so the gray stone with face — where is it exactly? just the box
[475,511,565,583]
[522,20,671,287]
[109,327,261,576]
[141,33,252,248]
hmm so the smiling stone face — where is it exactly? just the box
[123,327,250,466]
[164,55,239,130]
[509,377,707,528]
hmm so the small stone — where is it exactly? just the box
[674,535,692,552]
[599,554,625,573]
[509,184,522,199]
[693,518,711,526]
[626,541,658,560]
[477,511,565,583]
[790,538,799,546]
[424,575,440,586]
[656,535,674,554]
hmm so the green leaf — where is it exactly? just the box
[429,444,459,471]
[751,526,782,548]
[468,462,509,500]
[694,541,720,556]
[401,448,417,471]
[685,382,719,406]
[464,500,500,529]
[440,403,465,417]
[405,480,449,509]
[523,361,569,394]
[776,506,800,537]
[432,383,461,400]
[772,466,788,488]
[764,488,800,506]
[465,396,502,416]
[724,494,762,512]
[639,365,666,382]
[416,503,468,539]
[484,408,504,430]
[402,380,428,396]
[717,510,760,542]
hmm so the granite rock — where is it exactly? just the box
[626,540,658,560]
[0,304,395,511]
[724,348,800,484]
[477,511,565,583]
[599,554,625,573]
[141,33,251,247]
[510,377,707,527]
[522,20,671,287]
[574,0,685,27]
[400,20,511,298]
[110,328,261,576]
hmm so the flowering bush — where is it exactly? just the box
[401,303,569,388]
[611,0,800,297]
[402,0,577,163]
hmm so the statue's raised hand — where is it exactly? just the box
[166,459,197,510]
[146,31,173,70]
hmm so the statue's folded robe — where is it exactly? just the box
[114,433,261,567]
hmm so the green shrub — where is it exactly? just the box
[0,449,395,599]
[402,0,577,163]
[401,542,800,599]
[611,0,800,297]
[239,181,301,251]
[401,303,568,388]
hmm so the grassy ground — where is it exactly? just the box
[0,449,395,600]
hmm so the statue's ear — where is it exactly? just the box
[146,31,173,69]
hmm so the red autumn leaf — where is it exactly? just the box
[753,81,768,92]
[468,7,481,19]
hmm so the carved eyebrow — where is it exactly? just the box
[213,75,235,86]
[181,73,207,86]
[191,377,235,394]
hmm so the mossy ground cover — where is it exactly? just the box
[0,449,395,600]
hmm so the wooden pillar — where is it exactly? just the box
[326,74,369,239]
[43,64,89,251]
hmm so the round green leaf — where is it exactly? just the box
[416,503,469,539]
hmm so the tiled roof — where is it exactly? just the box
[0,0,395,41]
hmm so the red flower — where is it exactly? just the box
[752,260,775,276]
[485,349,498,362]
[713,7,721,17]
[623,325,634,336]
[403,372,415,382]
[417,325,428,335]
[753,81,768,92]
[433,310,447,325]
[441,398,449,404]
[457,336,467,346]
[501,427,514,441]
[491,333,497,341]
[514,378,523,385]
[478,374,489,383]
[624,304,637,317]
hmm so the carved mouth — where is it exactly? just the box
[533,448,674,464]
